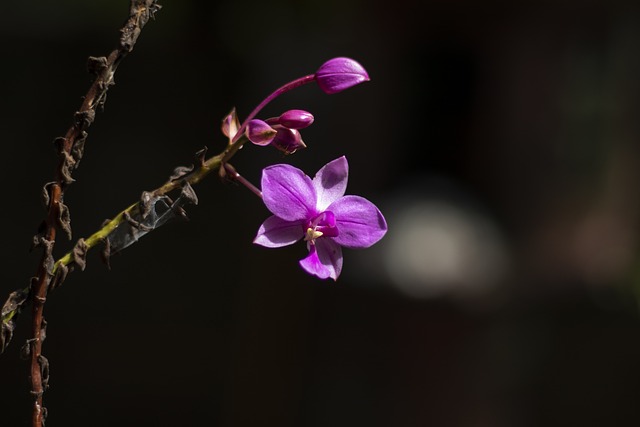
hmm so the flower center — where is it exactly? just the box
[304,211,338,244]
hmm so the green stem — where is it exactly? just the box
[52,136,246,274]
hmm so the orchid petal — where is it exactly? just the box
[313,156,349,211]
[262,164,317,221]
[254,215,303,248]
[299,239,343,281]
[328,195,387,248]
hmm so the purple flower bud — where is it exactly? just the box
[221,108,240,140]
[246,119,277,146]
[270,125,307,154]
[277,109,315,129]
[315,57,370,94]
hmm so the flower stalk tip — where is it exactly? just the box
[315,57,370,94]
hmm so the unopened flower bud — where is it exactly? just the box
[270,126,307,154]
[222,108,240,140]
[315,57,370,94]
[246,119,277,146]
[277,109,314,129]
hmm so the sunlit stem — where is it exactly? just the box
[52,136,250,274]
[53,203,138,271]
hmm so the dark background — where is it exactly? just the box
[2,0,640,425]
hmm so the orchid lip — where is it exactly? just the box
[304,211,339,242]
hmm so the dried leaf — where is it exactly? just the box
[44,255,55,278]
[121,1,162,51]
[1,322,16,354]
[41,182,55,209]
[71,132,87,166]
[30,235,43,252]
[72,238,89,271]
[180,182,198,206]
[123,211,153,232]
[57,202,72,240]
[1,288,29,354]
[168,165,194,182]
[140,191,154,219]
[59,151,76,184]
[94,84,110,110]
[50,263,69,292]
[39,354,50,390]
[74,110,95,131]
[1,289,28,318]
[87,56,107,75]
[30,238,55,276]
[195,146,208,167]
[20,338,36,360]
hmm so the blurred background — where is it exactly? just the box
[2,0,640,425]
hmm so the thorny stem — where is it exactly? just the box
[26,2,161,426]
[29,185,59,427]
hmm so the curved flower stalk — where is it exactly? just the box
[224,57,370,154]
[254,157,387,280]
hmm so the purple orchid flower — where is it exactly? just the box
[254,156,387,280]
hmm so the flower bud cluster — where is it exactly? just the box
[222,57,369,155]
[246,109,314,154]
